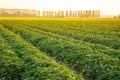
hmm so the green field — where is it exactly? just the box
[0,18,120,80]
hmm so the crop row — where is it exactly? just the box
[2,21,120,80]
[18,21,120,59]
[24,20,120,38]
[0,34,24,80]
[4,21,120,59]
[20,20,120,49]
[0,25,82,80]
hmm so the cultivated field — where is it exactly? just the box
[0,18,120,80]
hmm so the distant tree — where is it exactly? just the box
[118,15,120,18]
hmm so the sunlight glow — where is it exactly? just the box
[0,0,120,15]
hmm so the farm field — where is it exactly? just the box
[0,18,120,80]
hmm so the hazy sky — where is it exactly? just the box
[0,0,120,15]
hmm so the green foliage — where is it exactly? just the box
[0,36,24,80]
[0,25,83,80]
[0,18,120,80]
